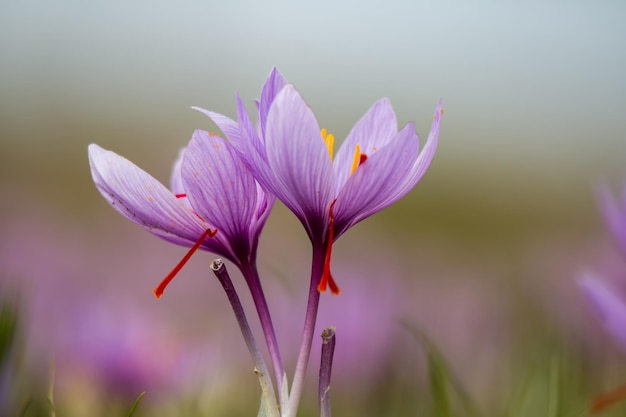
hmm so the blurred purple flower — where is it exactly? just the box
[56,300,188,398]
[0,201,241,409]
[88,129,273,297]
[577,184,626,351]
[196,67,442,293]
[578,274,626,350]
[264,244,506,398]
[598,184,626,258]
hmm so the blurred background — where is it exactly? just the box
[2,0,626,416]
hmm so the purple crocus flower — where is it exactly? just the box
[89,128,288,402]
[89,130,272,296]
[196,67,442,294]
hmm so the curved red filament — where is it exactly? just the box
[317,200,341,295]
[152,228,218,299]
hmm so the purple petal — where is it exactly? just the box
[181,130,260,259]
[246,182,275,257]
[170,148,185,194]
[191,107,241,145]
[88,144,211,248]
[265,85,336,234]
[597,184,626,257]
[381,99,442,204]
[252,181,274,231]
[235,93,270,164]
[169,148,194,212]
[333,99,399,190]
[229,93,286,202]
[579,274,626,350]
[333,123,420,236]
[193,101,274,197]
[258,67,288,141]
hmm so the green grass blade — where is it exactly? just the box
[427,351,451,417]
[547,356,560,417]
[126,391,146,417]
[400,319,482,417]
[0,295,18,370]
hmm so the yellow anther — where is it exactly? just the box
[350,144,361,176]
[321,128,334,160]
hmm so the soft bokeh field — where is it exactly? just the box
[2,1,626,416]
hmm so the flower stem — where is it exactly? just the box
[319,327,336,417]
[286,244,326,417]
[210,259,278,416]
[240,261,287,409]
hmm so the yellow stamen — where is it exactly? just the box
[321,128,334,160]
[350,144,361,176]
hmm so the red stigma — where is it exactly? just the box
[152,228,218,299]
[175,193,187,199]
[590,383,626,414]
[359,154,368,165]
[317,200,341,295]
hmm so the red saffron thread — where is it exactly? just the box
[175,193,187,198]
[152,228,218,299]
[590,383,626,414]
[318,200,341,295]
[359,154,368,165]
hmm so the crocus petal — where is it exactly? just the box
[252,182,274,232]
[235,93,272,165]
[382,99,442,204]
[191,107,241,146]
[597,184,626,257]
[333,123,420,236]
[170,148,193,212]
[88,144,211,248]
[579,274,626,350]
[333,98,399,191]
[170,148,185,194]
[181,130,259,260]
[227,93,289,214]
[194,100,272,191]
[265,85,336,235]
[258,67,288,141]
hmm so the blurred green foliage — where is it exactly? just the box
[1,289,626,416]
[0,293,17,372]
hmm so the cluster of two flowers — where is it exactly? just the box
[88,68,442,417]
